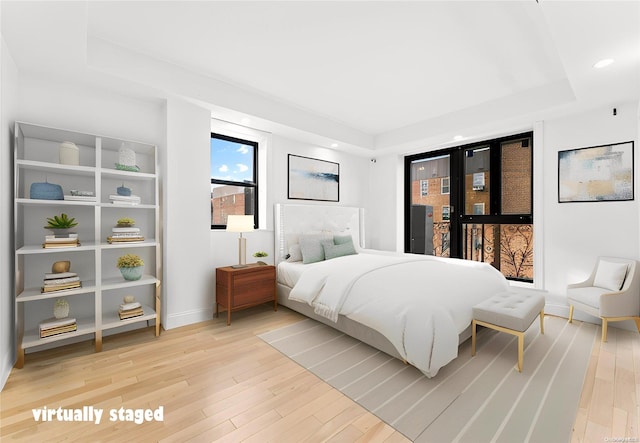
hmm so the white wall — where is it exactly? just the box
[543,103,639,296]
[15,76,164,146]
[1,36,19,390]
[365,154,403,252]
[271,134,368,210]
[163,98,213,329]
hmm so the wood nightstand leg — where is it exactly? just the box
[227,309,231,326]
[16,348,25,369]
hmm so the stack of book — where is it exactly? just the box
[39,317,77,338]
[42,234,80,249]
[64,190,96,202]
[41,272,82,293]
[109,194,141,206]
[107,226,144,243]
[119,302,144,320]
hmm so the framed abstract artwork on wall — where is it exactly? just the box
[558,141,634,202]
[288,154,339,202]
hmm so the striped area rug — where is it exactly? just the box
[259,314,597,442]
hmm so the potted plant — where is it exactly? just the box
[253,251,268,265]
[44,213,78,237]
[116,253,144,281]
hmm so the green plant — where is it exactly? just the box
[253,251,268,258]
[117,217,136,226]
[116,253,144,268]
[44,213,78,229]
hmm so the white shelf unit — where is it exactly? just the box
[13,121,161,368]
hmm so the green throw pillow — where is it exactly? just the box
[322,237,357,260]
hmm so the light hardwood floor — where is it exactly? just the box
[1,305,638,442]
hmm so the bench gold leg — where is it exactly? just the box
[601,318,608,342]
[568,305,574,323]
[517,333,524,372]
[540,310,545,335]
[471,320,477,356]
[474,319,529,372]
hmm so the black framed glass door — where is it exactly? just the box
[405,153,458,257]
[404,132,534,282]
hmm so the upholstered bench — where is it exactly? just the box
[471,292,545,372]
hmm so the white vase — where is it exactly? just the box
[53,299,70,319]
[59,141,79,165]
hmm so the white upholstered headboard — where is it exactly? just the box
[274,204,365,265]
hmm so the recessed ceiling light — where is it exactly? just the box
[330,143,339,148]
[453,135,464,141]
[593,58,614,69]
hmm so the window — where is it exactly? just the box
[420,180,429,196]
[210,133,258,229]
[405,132,533,282]
[442,205,450,221]
[441,177,450,194]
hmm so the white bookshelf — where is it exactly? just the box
[13,121,162,367]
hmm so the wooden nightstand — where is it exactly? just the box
[215,264,277,325]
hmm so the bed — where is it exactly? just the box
[274,204,510,377]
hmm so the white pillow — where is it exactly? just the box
[593,260,629,291]
[286,244,303,262]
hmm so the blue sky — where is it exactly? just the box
[210,137,254,182]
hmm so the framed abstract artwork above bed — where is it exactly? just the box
[558,141,634,203]
[288,154,339,201]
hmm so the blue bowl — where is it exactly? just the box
[117,186,132,196]
[30,182,63,200]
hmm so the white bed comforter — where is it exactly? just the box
[288,252,509,377]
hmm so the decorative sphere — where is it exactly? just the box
[52,260,71,273]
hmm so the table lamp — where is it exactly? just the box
[226,215,255,268]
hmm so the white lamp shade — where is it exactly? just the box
[226,215,255,232]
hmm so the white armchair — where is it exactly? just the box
[567,256,640,342]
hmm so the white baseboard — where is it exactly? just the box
[0,352,14,391]
[164,308,212,330]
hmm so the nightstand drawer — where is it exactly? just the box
[232,280,275,307]
[232,268,275,285]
